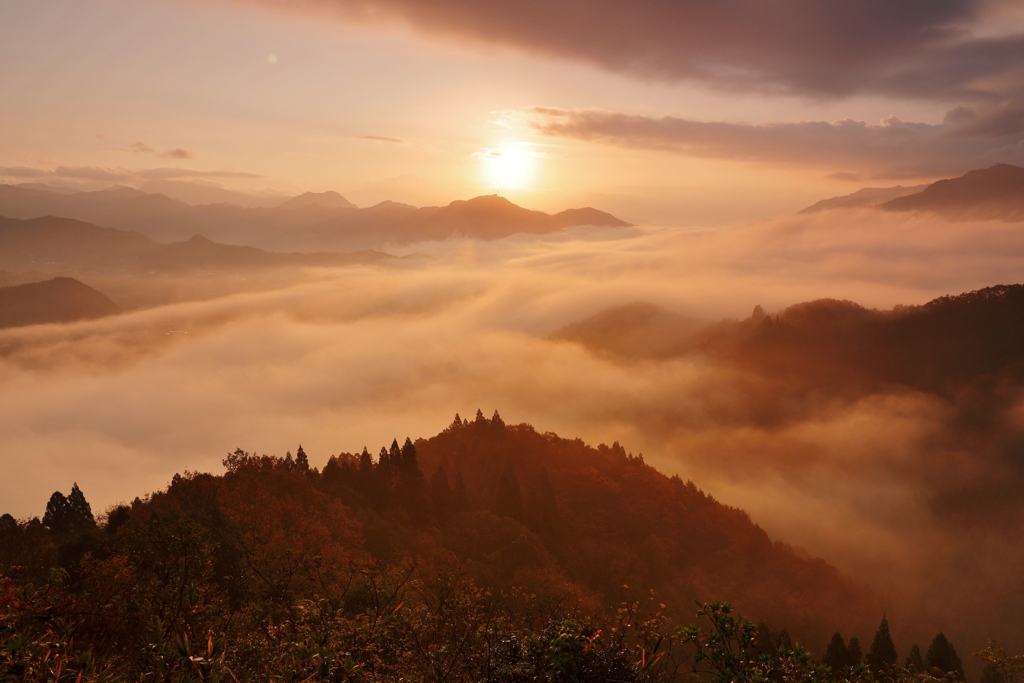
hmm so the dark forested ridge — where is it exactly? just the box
[0,277,120,328]
[555,284,1024,396]
[2,415,1015,681]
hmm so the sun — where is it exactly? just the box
[480,144,537,190]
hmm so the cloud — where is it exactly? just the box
[0,166,263,184]
[160,148,196,159]
[357,135,405,144]
[524,105,1024,178]
[236,0,1024,101]
[131,141,154,154]
[0,166,51,178]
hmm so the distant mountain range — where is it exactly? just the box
[0,216,390,274]
[0,277,119,328]
[800,163,1024,219]
[0,185,629,251]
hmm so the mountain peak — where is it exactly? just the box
[278,191,356,210]
[880,163,1024,218]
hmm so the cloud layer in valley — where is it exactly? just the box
[2,209,1024,651]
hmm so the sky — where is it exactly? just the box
[3,0,1024,223]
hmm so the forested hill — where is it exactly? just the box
[409,414,877,641]
[3,415,876,672]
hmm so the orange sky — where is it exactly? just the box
[2,0,1023,223]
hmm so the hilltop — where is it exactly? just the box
[0,277,120,328]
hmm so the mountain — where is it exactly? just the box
[139,180,287,208]
[798,184,926,213]
[0,184,630,251]
[0,215,160,270]
[277,190,356,210]
[0,277,120,328]
[557,285,1024,395]
[0,215,391,277]
[0,415,877,660]
[880,163,1024,218]
[138,234,391,271]
[411,415,875,642]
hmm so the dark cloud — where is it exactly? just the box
[242,0,1024,100]
[131,141,154,154]
[526,105,1024,178]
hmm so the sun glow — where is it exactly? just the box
[480,143,537,190]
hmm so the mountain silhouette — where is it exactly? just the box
[0,276,120,328]
[277,190,356,210]
[880,163,1024,219]
[0,215,160,270]
[798,184,926,213]
[0,184,629,250]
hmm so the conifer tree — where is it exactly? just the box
[907,644,925,673]
[400,437,423,484]
[43,483,96,539]
[926,633,964,680]
[295,445,309,471]
[847,637,863,667]
[823,633,849,674]
[475,408,486,424]
[866,616,898,674]
[449,413,462,431]
[491,410,505,428]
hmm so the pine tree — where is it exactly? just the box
[449,413,463,431]
[847,637,863,667]
[926,633,964,680]
[906,644,924,673]
[823,633,849,674]
[491,410,505,428]
[295,445,309,471]
[495,467,524,520]
[866,616,898,674]
[475,408,486,424]
[400,437,423,484]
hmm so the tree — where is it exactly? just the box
[43,483,96,539]
[906,644,925,673]
[399,437,423,484]
[491,410,505,428]
[295,445,309,472]
[926,633,964,680]
[975,640,1024,683]
[823,632,849,674]
[866,616,898,674]
[847,636,863,666]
